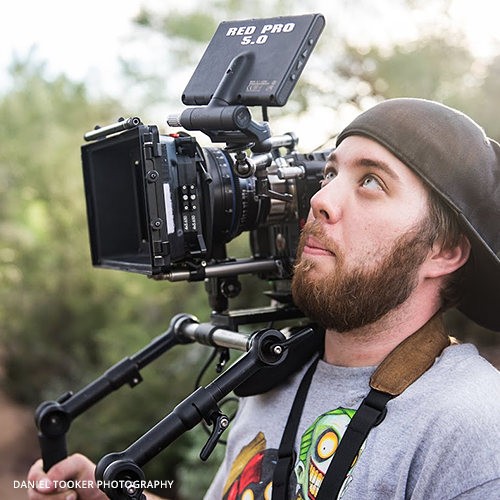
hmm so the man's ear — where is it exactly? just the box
[423,235,471,279]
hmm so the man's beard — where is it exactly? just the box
[291,219,434,333]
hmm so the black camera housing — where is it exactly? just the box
[81,125,327,278]
[81,14,327,283]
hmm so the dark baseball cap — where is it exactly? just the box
[336,98,500,332]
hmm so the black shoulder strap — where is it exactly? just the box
[271,365,391,500]
[272,356,320,500]
[315,389,392,500]
[271,314,450,500]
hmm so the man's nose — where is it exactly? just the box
[310,180,343,224]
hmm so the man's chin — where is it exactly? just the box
[297,255,336,277]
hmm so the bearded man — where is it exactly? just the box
[28,99,500,500]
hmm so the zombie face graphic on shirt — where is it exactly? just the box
[222,408,364,500]
[294,408,363,500]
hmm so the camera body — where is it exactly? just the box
[82,124,327,280]
[81,14,328,288]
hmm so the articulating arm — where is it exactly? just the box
[35,312,272,472]
[95,326,313,500]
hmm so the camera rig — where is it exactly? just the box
[80,13,326,310]
[36,13,328,500]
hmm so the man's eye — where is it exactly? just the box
[322,170,336,185]
[362,175,383,190]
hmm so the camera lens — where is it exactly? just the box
[202,147,270,252]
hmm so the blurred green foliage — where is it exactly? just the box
[0,51,272,498]
[337,36,500,142]
[0,56,240,494]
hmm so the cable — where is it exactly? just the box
[262,106,269,122]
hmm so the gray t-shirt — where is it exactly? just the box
[204,344,500,500]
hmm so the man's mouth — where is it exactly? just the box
[303,235,335,257]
